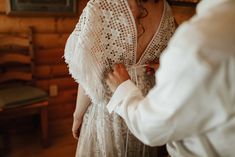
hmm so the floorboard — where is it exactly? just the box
[1,117,77,157]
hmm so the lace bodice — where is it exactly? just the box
[64,0,175,104]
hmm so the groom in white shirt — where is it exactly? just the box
[105,0,235,156]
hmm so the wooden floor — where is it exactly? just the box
[1,117,77,157]
[1,117,169,157]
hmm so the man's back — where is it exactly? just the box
[167,0,235,156]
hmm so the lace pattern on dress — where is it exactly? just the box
[64,0,176,156]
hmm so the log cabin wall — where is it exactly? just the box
[0,0,195,136]
[0,0,89,136]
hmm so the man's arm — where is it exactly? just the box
[106,37,228,146]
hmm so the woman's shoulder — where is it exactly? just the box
[87,0,110,6]
[84,0,115,13]
[87,0,122,9]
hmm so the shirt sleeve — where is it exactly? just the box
[107,24,229,146]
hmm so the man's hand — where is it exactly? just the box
[106,64,130,92]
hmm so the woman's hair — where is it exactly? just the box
[137,0,161,38]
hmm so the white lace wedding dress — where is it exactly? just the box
[64,0,175,156]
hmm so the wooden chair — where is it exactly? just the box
[0,27,49,153]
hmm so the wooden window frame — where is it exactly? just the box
[6,0,77,16]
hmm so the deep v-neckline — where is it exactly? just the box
[124,0,166,64]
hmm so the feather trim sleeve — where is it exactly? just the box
[64,1,106,104]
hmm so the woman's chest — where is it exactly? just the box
[129,0,164,63]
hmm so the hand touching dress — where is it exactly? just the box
[106,63,159,92]
[106,64,130,92]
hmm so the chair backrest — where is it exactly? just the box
[0,27,35,85]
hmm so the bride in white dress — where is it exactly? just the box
[64,0,176,156]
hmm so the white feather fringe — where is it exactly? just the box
[64,4,106,104]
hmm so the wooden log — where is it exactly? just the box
[56,18,78,33]
[48,116,74,138]
[48,103,75,120]
[35,48,65,65]
[36,77,77,92]
[0,15,81,34]
[0,15,56,33]
[0,71,32,83]
[0,1,5,13]
[0,54,31,64]
[34,33,70,50]
[0,36,29,47]
[78,0,89,15]
[48,89,77,106]
[34,64,69,79]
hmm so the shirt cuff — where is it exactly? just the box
[107,79,137,113]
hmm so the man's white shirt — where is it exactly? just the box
[107,0,235,156]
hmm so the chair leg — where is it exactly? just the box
[40,106,49,147]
